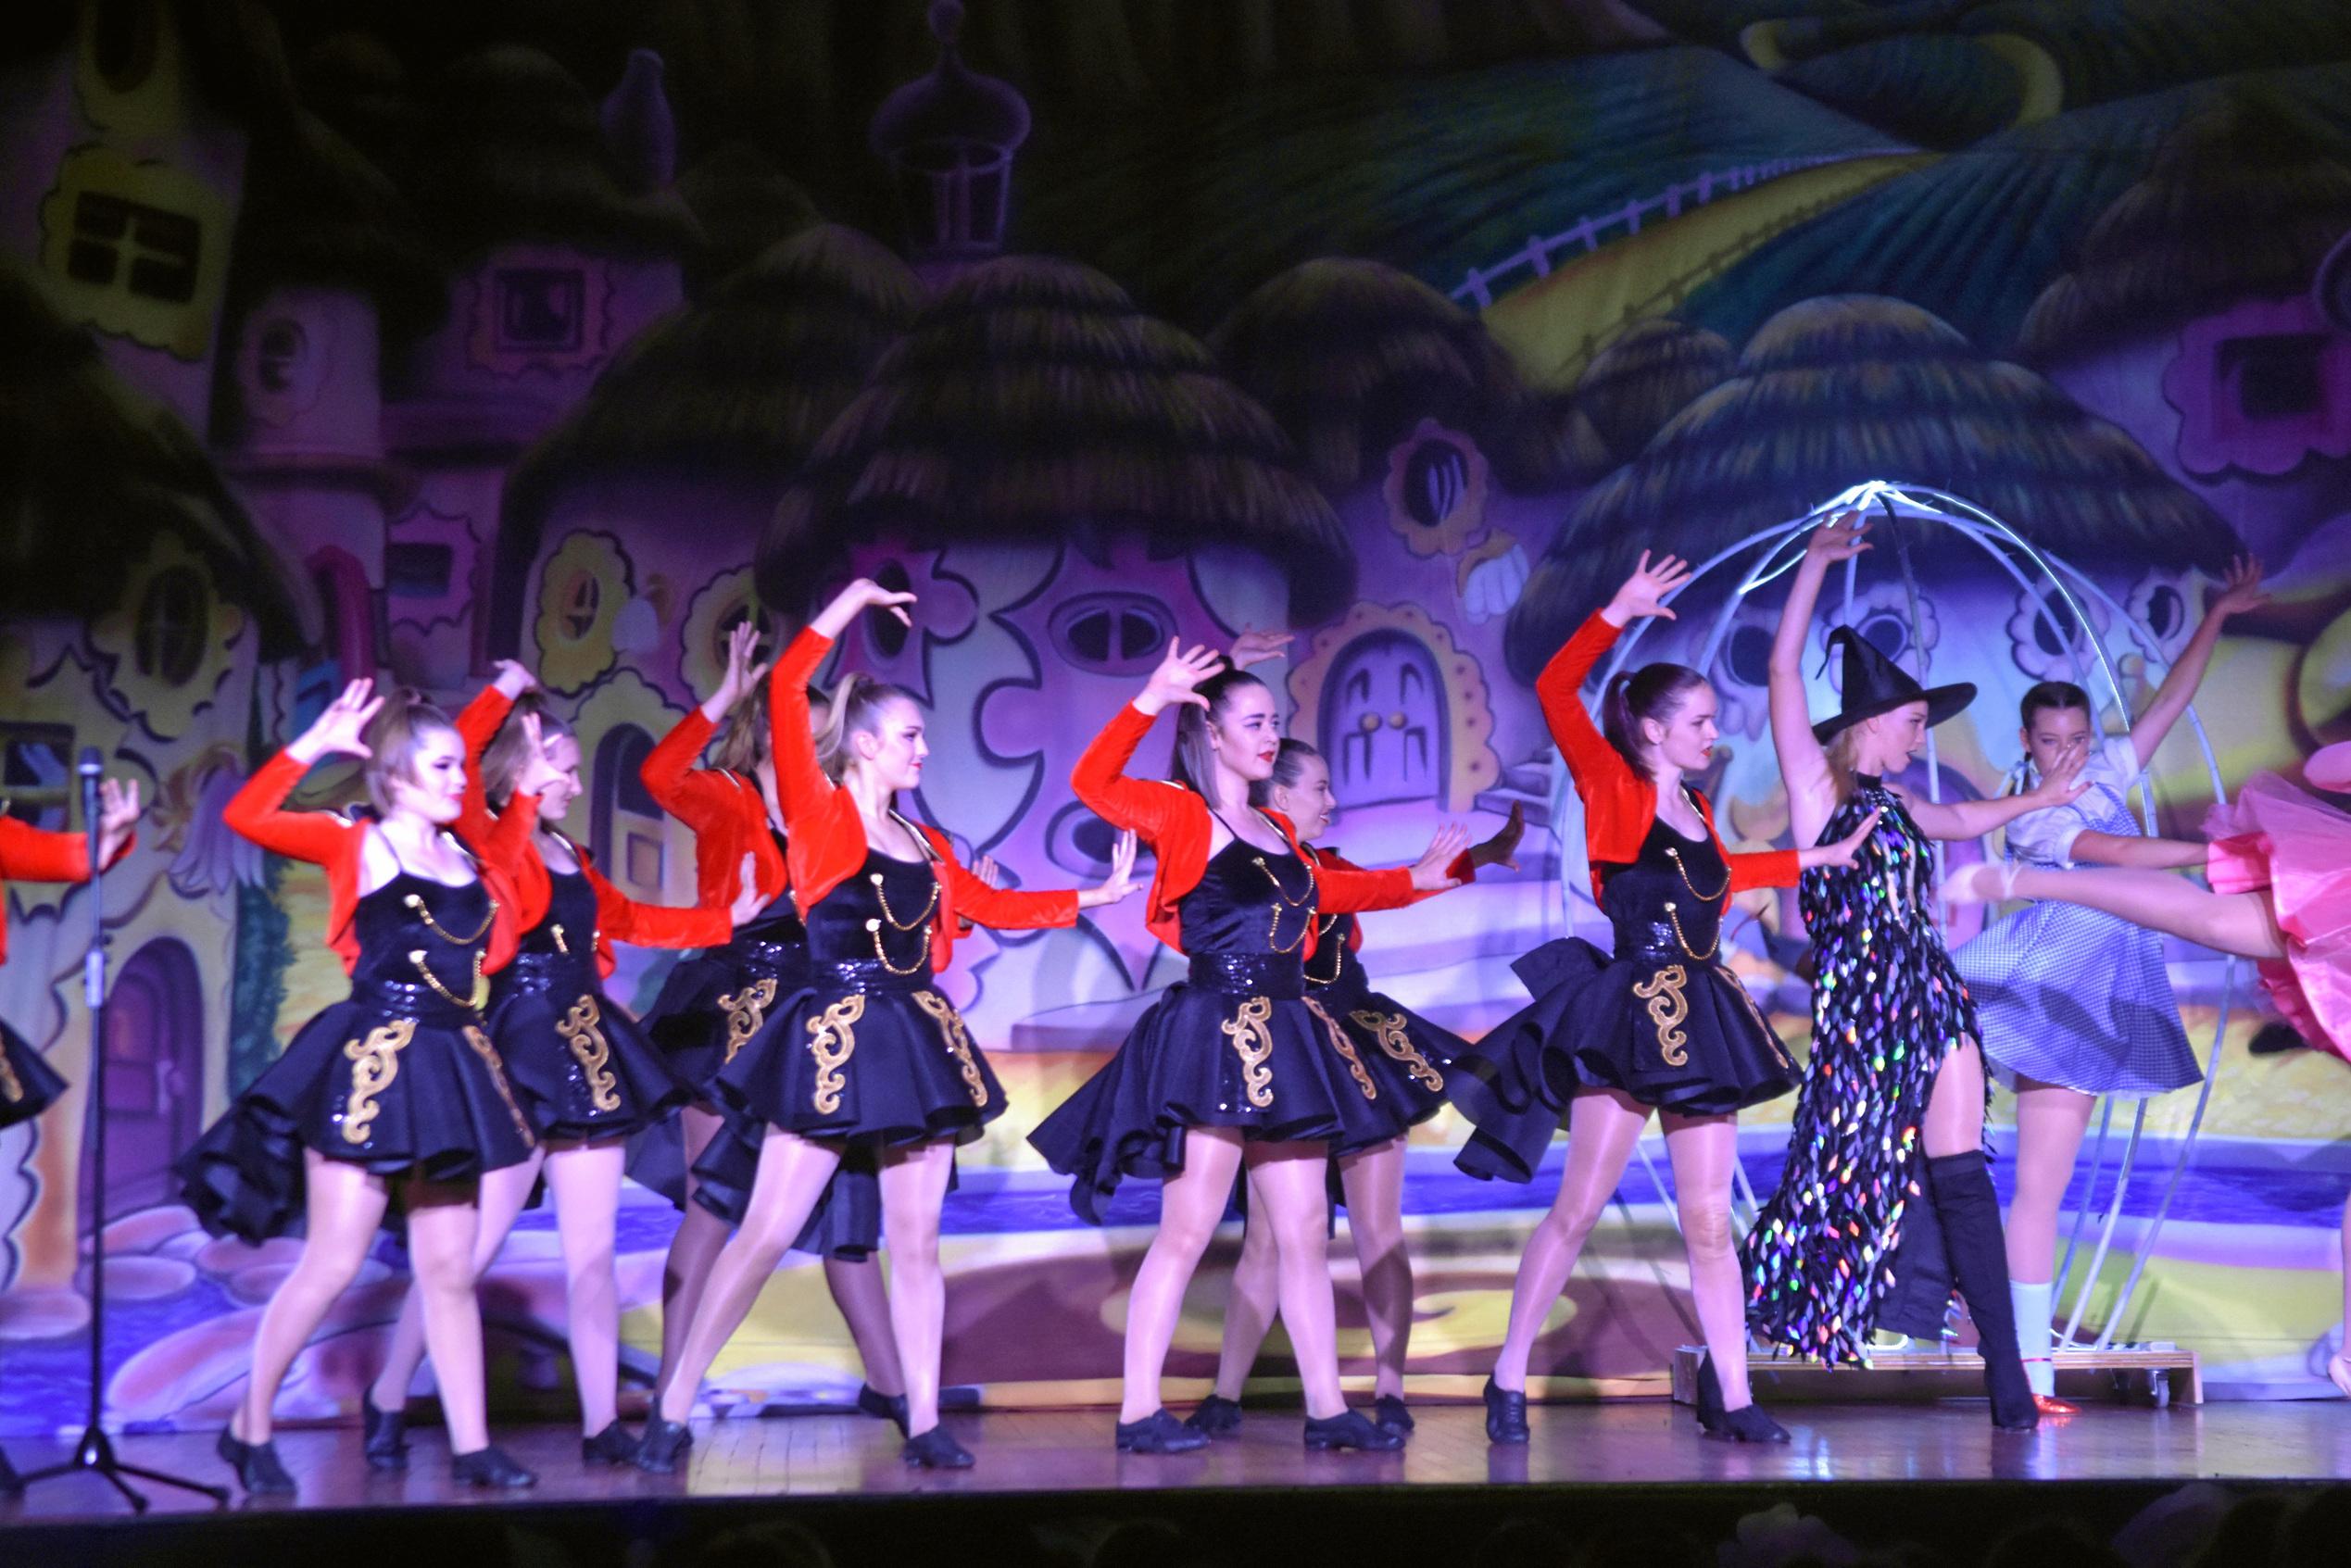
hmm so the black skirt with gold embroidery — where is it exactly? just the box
[176,980,542,1243]
[490,951,693,1143]
[0,1015,68,1132]
[699,959,1005,1154]
[1449,935,1799,1183]
[1307,920,1465,1138]
[1028,954,1403,1225]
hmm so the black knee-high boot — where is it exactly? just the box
[1924,1152,2038,1431]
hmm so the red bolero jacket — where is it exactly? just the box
[1300,844,1453,953]
[0,819,135,966]
[223,749,524,976]
[638,709,789,909]
[1070,703,1417,958]
[1540,610,1800,900]
[451,690,732,979]
[770,629,1078,964]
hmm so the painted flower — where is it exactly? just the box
[679,566,765,706]
[2005,579,2113,684]
[88,534,247,741]
[1381,420,1491,558]
[533,532,633,695]
[1819,582,1941,694]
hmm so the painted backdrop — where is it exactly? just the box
[3,0,2348,1434]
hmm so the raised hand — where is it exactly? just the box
[2209,555,2269,620]
[1407,822,1471,892]
[972,853,1006,890]
[490,659,539,700]
[811,577,917,640]
[1467,800,1526,872]
[1137,639,1226,715]
[1603,550,1696,625]
[727,852,767,924]
[710,620,771,712]
[288,679,384,765]
[1804,511,1872,564]
[512,712,564,799]
[1228,628,1295,670]
[94,776,142,863]
[1079,830,1142,909]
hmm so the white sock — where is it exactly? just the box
[2012,1279,2055,1398]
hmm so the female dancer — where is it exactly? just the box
[1944,742,2349,1388]
[1444,554,1880,1445]
[360,676,760,1468]
[1191,736,1518,1442]
[1741,515,2088,1432]
[1030,639,1465,1455]
[0,776,140,1499]
[1953,557,2265,1411]
[638,621,909,1429]
[177,681,541,1493]
[639,578,1138,1471]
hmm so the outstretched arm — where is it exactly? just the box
[1899,749,2089,843]
[2130,556,2266,769]
[1070,639,1224,841]
[222,679,383,864]
[1539,553,1693,804]
[1769,513,1865,848]
[0,778,141,884]
[2066,831,2209,870]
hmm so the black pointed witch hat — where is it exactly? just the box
[1811,625,1976,744]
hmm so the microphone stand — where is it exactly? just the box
[14,750,228,1511]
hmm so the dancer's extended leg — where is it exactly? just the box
[1120,1129,1245,1423]
[1491,1087,1651,1391]
[1658,1110,1751,1410]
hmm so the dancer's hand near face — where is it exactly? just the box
[1136,639,1226,717]
[288,679,385,765]
[1228,629,1294,670]
[1602,551,1696,627]
[700,621,771,723]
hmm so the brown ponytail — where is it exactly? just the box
[1600,662,1709,778]
[481,693,572,809]
[1170,670,1270,797]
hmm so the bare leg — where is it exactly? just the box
[1492,1088,1652,1391]
[876,1141,956,1436]
[2006,1080,2093,1281]
[403,1177,491,1454]
[1210,1193,1281,1401]
[544,1140,626,1434]
[1974,865,2286,960]
[238,1153,390,1443]
[1244,1141,1348,1420]
[1337,1138,1412,1401]
[655,1129,844,1424]
[1658,1110,1752,1411]
[824,1254,906,1398]
[1921,1038,1988,1159]
[656,1102,731,1393]
[1120,1128,1245,1424]
[369,1147,543,1414]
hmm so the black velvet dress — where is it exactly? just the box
[1450,819,1800,1183]
[489,866,693,1142]
[1030,835,1397,1223]
[1306,905,1464,1138]
[642,831,810,1098]
[177,872,539,1241]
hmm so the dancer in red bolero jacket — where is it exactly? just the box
[0,784,139,1132]
[634,624,912,1436]
[1446,554,1881,1447]
[175,681,542,1495]
[360,672,759,1472]
[1029,638,1465,1455]
[638,578,1140,1473]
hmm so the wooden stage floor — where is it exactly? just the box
[6,1402,2347,1564]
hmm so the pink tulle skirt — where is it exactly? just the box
[2204,773,2351,1061]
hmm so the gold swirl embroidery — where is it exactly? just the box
[912,990,988,1108]
[557,994,622,1112]
[1632,964,1691,1067]
[1220,997,1276,1109]
[1715,963,1793,1069]
[341,1019,416,1145]
[805,996,866,1114]
[718,978,779,1064]
[463,1024,536,1145]
[1306,997,1378,1102]
[1348,1009,1443,1093]
[0,1047,23,1104]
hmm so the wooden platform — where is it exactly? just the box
[1670,1342,2203,1408]
[3,1400,2344,1566]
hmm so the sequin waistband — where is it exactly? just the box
[1188,952,1306,999]
[810,959,934,995]
[500,949,597,994]
[345,976,480,1028]
[727,936,811,975]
